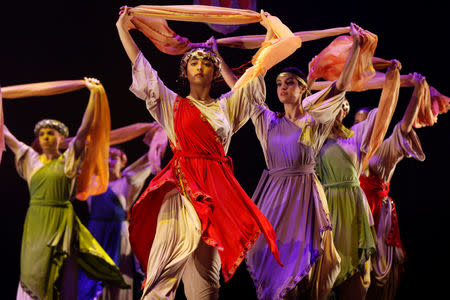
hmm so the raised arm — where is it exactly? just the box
[116,6,139,63]
[400,72,424,134]
[335,23,362,93]
[204,36,238,89]
[72,77,101,158]
[3,124,22,154]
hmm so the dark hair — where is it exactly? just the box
[279,66,307,86]
[355,107,371,114]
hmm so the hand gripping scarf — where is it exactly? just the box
[311,61,450,128]
[127,4,302,90]
[1,80,111,200]
[307,28,378,91]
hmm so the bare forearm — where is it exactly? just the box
[401,86,421,134]
[117,25,139,63]
[3,125,22,154]
[335,39,361,92]
[217,53,238,89]
[73,89,96,156]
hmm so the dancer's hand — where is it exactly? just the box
[116,6,135,31]
[409,72,426,87]
[349,22,363,45]
[204,36,219,54]
[84,77,100,90]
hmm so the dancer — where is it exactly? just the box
[3,78,128,300]
[78,122,168,300]
[315,61,403,299]
[357,73,426,300]
[117,7,283,300]
[245,23,363,300]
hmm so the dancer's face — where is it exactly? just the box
[354,110,368,125]
[336,100,350,123]
[38,128,64,151]
[276,73,305,105]
[108,148,126,174]
[186,57,216,87]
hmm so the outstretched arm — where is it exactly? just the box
[72,77,101,158]
[204,36,238,89]
[3,125,22,154]
[401,72,424,134]
[335,23,362,92]
[116,6,139,63]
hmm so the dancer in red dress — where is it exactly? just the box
[116,7,281,300]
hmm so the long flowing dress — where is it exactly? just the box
[315,108,378,296]
[127,51,281,299]
[245,84,345,300]
[12,140,128,300]
[359,123,425,300]
[78,154,157,300]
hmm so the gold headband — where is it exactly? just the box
[276,72,311,96]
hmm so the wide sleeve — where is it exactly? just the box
[129,51,177,142]
[340,108,378,173]
[220,74,266,133]
[299,83,347,155]
[368,122,425,181]
[63,138,83,179]
[12,142,40,183]
[250,102,277,166]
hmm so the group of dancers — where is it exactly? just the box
[1,3,448,300]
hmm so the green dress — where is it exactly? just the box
[14,141,128,300]
[315,109,378,287]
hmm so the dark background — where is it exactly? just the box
[1,1,449,299]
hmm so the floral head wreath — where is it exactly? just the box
[179,47,222,78]
[34,119,69,137]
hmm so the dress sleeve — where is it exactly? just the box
[250,102,277,166]
[220,74,266,133]
[368,122,425,181]
[13,142,40,183]
[341,108,378,172]
[63,138,83,179]
[122,155,153,207]
[299,83,347,155]
[129,51,177,142]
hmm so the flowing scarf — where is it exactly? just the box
[1,80,111,200]
[311,60,450,128]
[128,4,302,90]
[307,29,378,91]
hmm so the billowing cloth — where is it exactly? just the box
[12,140,128,300]
[128,5,302,91]
[1,80,111,200]
[307,29,378,91]
[246,84,345,300]
[359,123,425,300]
[361,66,401,169]
[312,70,450,128]
[128,51,281,283]
[217,27,350,49]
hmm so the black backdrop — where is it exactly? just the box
[1,1,449,299]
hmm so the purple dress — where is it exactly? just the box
[246,85,345,300]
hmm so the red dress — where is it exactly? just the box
[359,174,405,254]
[129,96,282,282]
